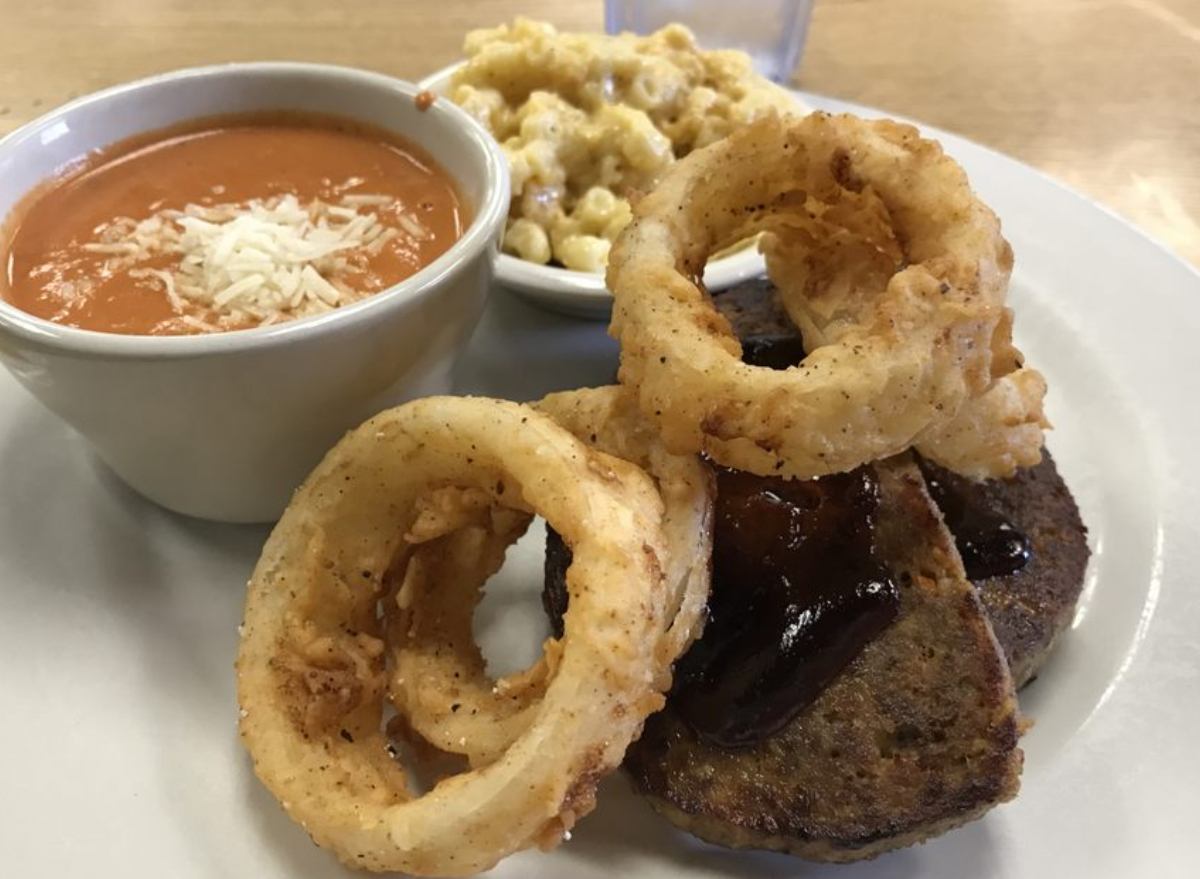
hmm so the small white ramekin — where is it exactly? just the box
[0,63,510,522]
[418,64,769,320]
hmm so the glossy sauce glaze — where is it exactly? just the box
[1,113,466,335]
[917,457,1032,580]
[671,309,902,746]
[738,331,808,371]
[670,466,900,748]
[543,465,901,750]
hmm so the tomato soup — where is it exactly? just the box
[0,113,467,335]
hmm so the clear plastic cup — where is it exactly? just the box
[605,0,815,83]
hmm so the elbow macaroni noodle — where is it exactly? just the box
[450,19,802,272]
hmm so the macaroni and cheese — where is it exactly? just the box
[450,19,802,272]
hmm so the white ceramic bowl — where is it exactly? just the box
[418,65,770,320]
[0,63,510,523]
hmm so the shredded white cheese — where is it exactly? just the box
[85,192,423,331]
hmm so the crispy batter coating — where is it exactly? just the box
[392,387,714,767]
[607,112,1046,480]
[237,397,676,876]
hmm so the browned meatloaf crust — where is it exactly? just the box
[623,457,1023,862]
[918,456,1090,687]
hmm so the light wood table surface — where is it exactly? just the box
[1,0,1197,269]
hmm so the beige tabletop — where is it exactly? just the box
[1,0,1197,269]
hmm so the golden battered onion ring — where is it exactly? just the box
[390,386,713,768]
[607,112,1046,479]
[236,397,674,877]
[765,180,1048,479]
[385,497,547,769]
[910,330,1049,477]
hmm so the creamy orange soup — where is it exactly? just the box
[1,113,467,335]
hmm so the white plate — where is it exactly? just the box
[418,64,788,319]
[2,96,1198,879]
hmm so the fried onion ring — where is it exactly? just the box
[236,397,675,876]
[390,386,713,768]
[386,500,543,769]
[607,112,1046,479]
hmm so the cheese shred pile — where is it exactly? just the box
[84,193,421,331]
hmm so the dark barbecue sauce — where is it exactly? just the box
[916,458,1032,580]
[679,323,899,745]
[672,466,900,747]
[739,333,808,370]
[542,465,901,749]
[544,319,902,749]
[542,525,573,639]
